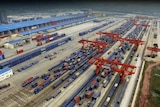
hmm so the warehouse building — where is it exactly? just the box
[0,67,13,81]
[0,14,88,36]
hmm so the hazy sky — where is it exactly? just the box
[1,1,160,15]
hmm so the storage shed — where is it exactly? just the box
[0,67,13,81]
[5,39,25,49]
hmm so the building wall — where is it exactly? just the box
[0,10,8,24]
[0,69,13,81]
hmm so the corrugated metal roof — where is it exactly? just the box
[0,14,85,32]
[20,16,95,36]
[0,67,11,75]
[8,39,23,44]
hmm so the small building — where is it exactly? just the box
[4,39,25,49]
[0,67,13,81]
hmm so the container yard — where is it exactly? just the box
[0,7,160,107]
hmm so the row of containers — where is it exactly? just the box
[17,61,39,72]
[0,37,72,69]
[33,49,96,94]
[33,33,66,42]
[36,33,66,46]
[20,48,95,94]
[61,20,143,106]
[0,50,5,60]
[112,21,134,36]
[79,21,115,36]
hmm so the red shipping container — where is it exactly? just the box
[46,39,50,43]
[85,91,93,99]
[74,96,80,103]
[0,50,2,54]
[16,49,24,54]
[91,80,97,85]
[23,77,33,84]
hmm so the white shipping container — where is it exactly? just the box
[114,83,118,87]
[75,72,80,77]
[103,79,107,84]
[106,97,111,102]
[49,37,54,40]
[77,58,81,62]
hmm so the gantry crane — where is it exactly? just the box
[88,57,136,82]
[147,47,160,57]
[96,32,120,39]
[113,37,145,50]
[134,23,150,28]
[78,39,109,54]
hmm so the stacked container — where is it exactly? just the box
[0,50,5,60]
[16,48,24,54]
[85,91,94,99]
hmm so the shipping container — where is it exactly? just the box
[32,82,38,88]
[74,96,80,103]
[68,101,75,107]
[92,91,101,100]
[63,82,70,88]
[46,96,52,101]
[22,76,39,87]
[91,80,97,85]
[0,54,5,60]
[32,61,39,65]
[96,76,101,82]
[52,80,63,89]
[52,90,61,98]
[0,50,2,54]
[85,91,93,99]
[62,74,70,81]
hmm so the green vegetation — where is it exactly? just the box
[135,61,155,107]
[148,66,160,107]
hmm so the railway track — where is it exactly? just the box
[23,48,99,107]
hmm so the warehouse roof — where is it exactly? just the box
[20,16,95,36]
[0,67,11,75]
[0,14,85,32]
[8,39,23,45]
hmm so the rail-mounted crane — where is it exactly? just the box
[78,39,109,54]
[147,47,160,58]
[88,57,136,82]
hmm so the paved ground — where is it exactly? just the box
[139,61,160,107]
